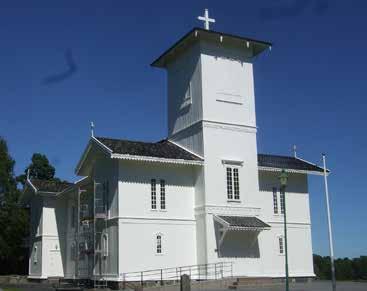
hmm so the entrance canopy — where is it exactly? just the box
[214,215,271,231]
[214,215,270,257]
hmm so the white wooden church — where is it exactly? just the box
[21,10,326,284]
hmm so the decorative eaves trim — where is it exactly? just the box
[110,153,204,166]
[258,166,325,176]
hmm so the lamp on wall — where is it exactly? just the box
[279,169,289,291]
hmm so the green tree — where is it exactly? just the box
[17,153,58,185]
[0,137,29,274]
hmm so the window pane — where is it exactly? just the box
[279,237,284,254]
[226,167,233,199]
[160,180,166,210]
[151,179,157,209]
[233,168,240,200]
[273,188,278,214]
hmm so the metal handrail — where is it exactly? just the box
[122,261,233,284]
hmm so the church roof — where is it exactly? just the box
[258,154,325,173]
[217,215,271,230]
[29,179,73,193]
[151,27,272,68]
[95,137,203,162]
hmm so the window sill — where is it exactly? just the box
[159,209,167,212]
[150,209,158,212]
[227,199,241,203]
[155,253,164,256]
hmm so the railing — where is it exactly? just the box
[122,262,233,284]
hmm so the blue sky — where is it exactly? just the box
[1,0,366,258]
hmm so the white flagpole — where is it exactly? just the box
[322,153,336,291]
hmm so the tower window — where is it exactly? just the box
[160,180,166,210]
[181,81,192,108]
[226,167,240,200]
[151,179,157,210]
[273,188,278,214]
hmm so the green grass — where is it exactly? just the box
[3,288,22,291]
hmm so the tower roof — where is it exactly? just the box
[151,27,272,68]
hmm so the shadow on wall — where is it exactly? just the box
[214,221,260,258]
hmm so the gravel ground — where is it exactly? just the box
[0,281,366,291]
[193,281,367,291]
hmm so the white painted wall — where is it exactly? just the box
[259,171,314,277]
[118,160,198,276]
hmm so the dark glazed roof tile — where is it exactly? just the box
[30,179,73,193]
[218,216,271,228]
[258,154,325,172]
[95,137,202,161]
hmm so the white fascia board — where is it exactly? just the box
[91,136,113,153]
[213,215,230,228]
[167,140,204,160]
[26,178,38,193]
[258,166,325,176]
[110,153,204,166]
[75,137,113,175]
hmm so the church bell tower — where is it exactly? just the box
[152,11,271,265]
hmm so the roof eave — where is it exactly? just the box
[111,153,204,166]
[258,166,326,176]
[151,27,272,68]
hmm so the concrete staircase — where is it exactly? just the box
[228,277,281,289]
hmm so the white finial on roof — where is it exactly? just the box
[198,9,215,30]
[90,121,95,137]
[293,145,297,158]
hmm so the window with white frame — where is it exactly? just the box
[151,179,157,209]
[278,236,284,254]
[160,180,166,210]
[272,188,279,214]
[280,190,285,214]
[226,167,240,200]
[156,234,162,254]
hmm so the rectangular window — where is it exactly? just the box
[279,237,284,254]
[151,179,157,210]
[160,180,166,210]
[156,234,162,254]
[233,168,240,200]
[273,188,278,214]
[227,167,240,200]
[226,167,233,200]
[280,190,285,214]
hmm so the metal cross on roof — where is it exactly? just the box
[198,9,215,30]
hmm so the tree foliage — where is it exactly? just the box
[0,137,29,274]
[17,153,58,185]
[314,254,367,281]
